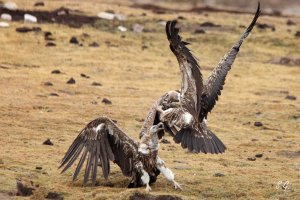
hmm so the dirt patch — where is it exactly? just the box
[129,192,182,200]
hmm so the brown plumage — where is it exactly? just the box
[143,3,261,154]
[60,116,165,189]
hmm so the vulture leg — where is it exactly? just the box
[156,156,183,190]
[135,161,151,192]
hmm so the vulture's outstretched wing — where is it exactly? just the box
[59,117,138,186]
[199,2,261,121]
[166,20,203,116]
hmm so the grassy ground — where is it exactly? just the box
[0,0,299,199]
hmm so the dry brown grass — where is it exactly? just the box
[0,0,299,199]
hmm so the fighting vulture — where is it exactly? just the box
[60,116,182,191]
[143,3,261,153]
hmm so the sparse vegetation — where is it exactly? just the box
[0,0,299,199]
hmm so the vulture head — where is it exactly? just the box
[139,122,164,154]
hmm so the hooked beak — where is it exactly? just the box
[156,122,164,130]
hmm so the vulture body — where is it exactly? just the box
[60,117,182,191]
[145,3,261,153]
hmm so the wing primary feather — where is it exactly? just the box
[72,144,89,181]
[60,142,85,174]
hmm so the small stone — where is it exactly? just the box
[35,166,42,170]
[45,192,63,200]
[295,31,300,38]
[0,22,9,28]
[66,78,76,84]
[89,42,99,47]
[97,12,115,20]
[4,1,18,11]
[44,31,54,40]
[200,22,220,27]
[51,69,61,74]
[102,98,112,105]
[80,73,90,78]
[141,45,148,50]
[160,138,170,144]
[16,27,32,33]
[251,138,259,142]
[254,121,263,127]
[287,19,296,26]
[16,180,35,196]
[24,14,37,23]
[214,173,225,177]
[118,26,127,32]
[34,1,45,7]
[132,24,144,33]
[43,139,53,145]
[285,95,296,100]
[177,16,186,20]
[46,42,56,47]
[1,13,12,21]
[194,29,205,34]
[49,93,59,97]
[91,82,102,86]
[32,27,42,32]
[247,157,256,161]
[255,153,263,158]
[44,82,53,86]
[69,36,79,44]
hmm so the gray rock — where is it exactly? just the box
[1,13,12,21]
[214,173,225,177]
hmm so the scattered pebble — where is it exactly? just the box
[102,98,112,105]
[36,166,42,170]
[51,69,61,74]
[43,139,53,145]
[4,1,18,11]
[44,82,53,86]
[251,138,259,142]
[255,153,263,158]
[97,12,115,20]
[66,77,76,84]
[91,81,102,86]
[194,28,205,34]
[214,173,225,177]
[89,42,99,47]
[80,73,90,78]
[132,24,144,33]
[287,19,296,26]
[295,31,300,38]
[114,13,126,21]
[45,192,63,200]
[200,22,220,27]
[0,22,9,28]
[49,93,59,97]
[16,180,35,196]
[44,31,54,41]
[69,36,79,44]
[160,138,170,144]
[285,95,297,100]
[34,1,45,7]
[46,42,56,47]
[254,121,263,127]
[118,25,127,32]
[177,16,186,20]
[157,20,166,26]
[256,23,275,31]
[1,13,12,21]
[24,14,38,23]
[247,157,256,161]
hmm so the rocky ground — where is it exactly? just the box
[0,0,299,199]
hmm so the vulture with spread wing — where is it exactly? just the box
[145,3,261,153]
[60,117,182,191]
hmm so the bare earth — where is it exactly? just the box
[0,0,299,199]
